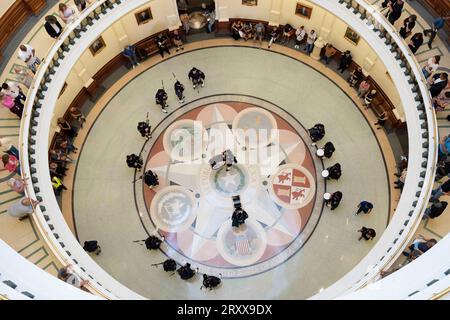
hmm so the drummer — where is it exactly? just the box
[209,153,225,170]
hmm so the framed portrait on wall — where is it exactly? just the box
[344,27,360,45]
[135,7,153,25]
[89,36,106,56]
[295,3,313,19]
[242,0,257,6]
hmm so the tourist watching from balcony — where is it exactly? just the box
[348,67,363,87]
[399,15,416,39]
[435,159,450,182]
[337,50,352,74]
[0,90,23,118]
[58,3,78,25]
[355,201,374,215]
[18,44,41,74]
[268,26,280,48]
[44,15,63,39]
[7,177,26,195]
[423,16,450,49]
[69,107,86,128]
[408,32,423,54]
[358,227,376,241]
[432,88,450,112]
[122,44,140,69]
[74,0,92,12]
[430,178,450,202]
[394,168,407,190]
[423,201,447,220]
[322,43,336,65]
[1,154,20,175]
[305,29,317,55]
[253,22,265,45]
[55,135,78,154]
[126,154,143,171]
[364,90,377,110]
[58,265,89,290]
[428,72,448,98]
[387,0,404,25]
[0,136,20,159]
[12,66,33,89]
[294,26,306,50]
[422,55,440,79]
[403,236,437,258]
[180,12,190,36]
[57,117,78,138]
[357,79,370,98]
[7,197,39,221]
[172,30,184,52]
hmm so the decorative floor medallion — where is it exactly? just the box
[137,97,324,278]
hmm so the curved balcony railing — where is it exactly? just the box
[338,234,450,300]
[310,0,439,298]
[17,0,441,299]
[19,0,150,299]
[0,239,98,300]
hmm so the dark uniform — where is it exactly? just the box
[155,34,170,57]
[143,170,159,188]
[326,163,342,180]
[126,154,143,171]
[188,67,205,89]
[174,80,185,103]
[137,121,152,139]
[155,88,168,113]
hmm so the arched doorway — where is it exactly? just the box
[177,0,216,34]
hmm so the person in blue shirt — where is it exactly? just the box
[423,16,450,49]
[355,201,373,215]
[438,134,450,161]
[122,45,139,68]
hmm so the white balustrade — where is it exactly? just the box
[17,0,444,300]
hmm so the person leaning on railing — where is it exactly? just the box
[58,265,90,291]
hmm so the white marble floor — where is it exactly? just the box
[73,46,389,299]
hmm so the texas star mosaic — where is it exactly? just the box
[138,100,324,278]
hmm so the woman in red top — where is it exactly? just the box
[1,154,21,175]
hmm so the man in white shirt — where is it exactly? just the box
[0,136,19,158]
[294,26,306,49]
[305,30,317,54]
[18,44,41,74]
[422,55,440,79]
